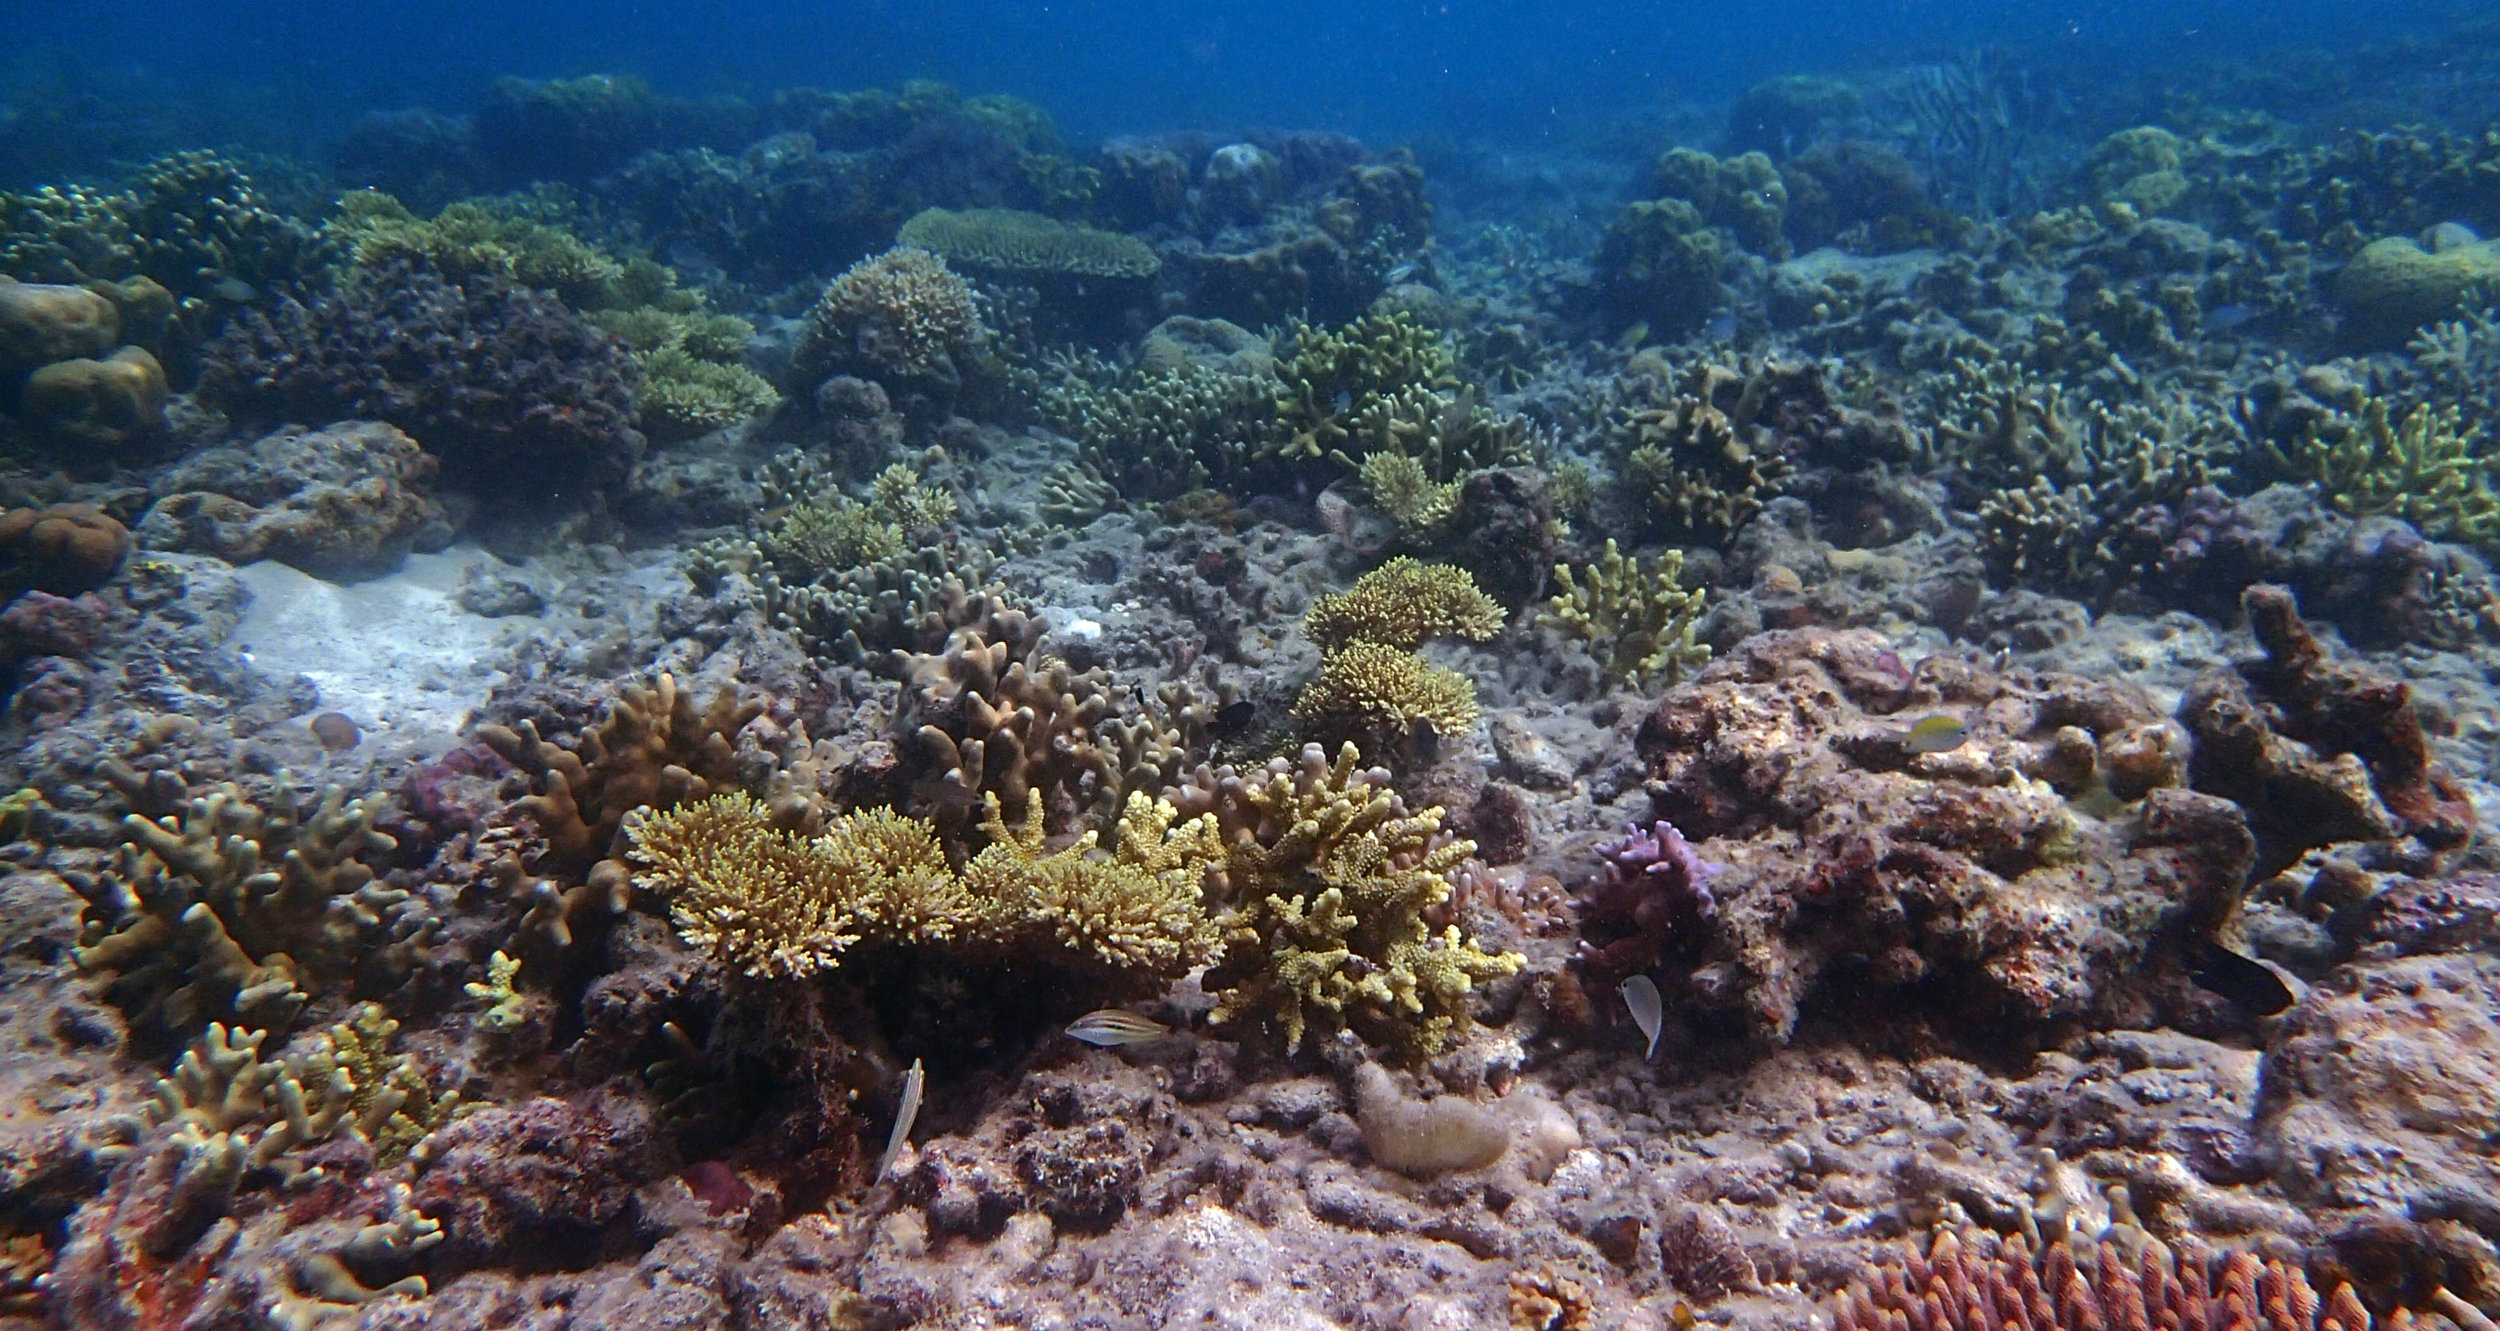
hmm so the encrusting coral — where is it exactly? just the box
[1544,537,1710,690]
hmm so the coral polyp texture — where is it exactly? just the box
[16,39,2500,1331]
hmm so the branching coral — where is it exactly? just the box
[1272,314,1529,485]
[0,150,326,303]
[1358,450,1463,542]
[1832,1226,2448,1331]
[1042,359,1285,500]
[110,1008,459,1171]
[1604,355,1795,544]
[593,305,779,439]
[1290,641,1483,752]
[62,784,429,1039]
[2278,398,2500,548]
[792,247,986,389]
[897,206,1159,278]
[626,788,1223,994]
[763,462,958,574]
[328,189,627,306]
[1181,743,1524,1056]
[1303,557,1505,653]
[1543,538,1710,690]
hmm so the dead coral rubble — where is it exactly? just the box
[1615,627,2243,1047]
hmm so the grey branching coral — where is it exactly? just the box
[64,784,429,1038]
[1544,538,1710,690]
[1181,743,1524,1056]
[793,246,986,388]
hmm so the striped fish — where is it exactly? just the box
[1066,1009,1169,1046]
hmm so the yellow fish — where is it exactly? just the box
[1899,714,1968,755]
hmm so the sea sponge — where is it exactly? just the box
[0,503,131,593]
[1291,640,1482,751]
[1543,538,1710,690]
[897,206,1159,278]
[19,346,166,447]
[1302,556,1505,652]
[2335,234,2500,348]
[792,247,985,389]
[0,277,117,380]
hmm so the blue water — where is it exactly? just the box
[7,0,2487,160]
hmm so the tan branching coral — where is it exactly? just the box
[626,788,1223,993]
[1303,557,1505,652]
[65,784,426,1037]
[2280,397,2500,547]
[1605,355,1794,543]
[897,206,1159,278]
[793,247,985,387]
[109,1009,459,1172]
[1544,538,1710,690]
[1180,743,1524,1056]
[475,672,761,874]
[1357,450,1463,542]
[763,462,958,575]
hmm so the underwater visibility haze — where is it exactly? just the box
[2,1,2500,1327]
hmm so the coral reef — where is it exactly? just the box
[1303,556,1505,652]
[201,258,643,496]
[791,247,986,394]
[897,206,1159,278]
[1544,538,1711,691]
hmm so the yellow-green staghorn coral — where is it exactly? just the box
[793,247,986,387]
[2282,397,2500,547]
[1544,538,1711,690]
[762,462,958,575]
[1358,450,1463,542]
[1194,743,1524,1056]
[960,791,1225,986]
[1302,556,1505,652]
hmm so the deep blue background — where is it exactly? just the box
[6,0,2479,143]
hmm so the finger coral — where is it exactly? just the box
[2278,397,2500,549]
[1543,538,1710,690]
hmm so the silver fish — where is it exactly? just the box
[877,1057,924,1181]
[1619,975,1663,1061]
[1066,1009,1169,1046]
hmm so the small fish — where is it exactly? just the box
[1383,262,1419,284]
[1210,699,1259,738]
[1619,975,1664,1061]
[877,1057,924,1181]
[1613,321,1651,351]
[1898,714,1969,755]
[1405,713,1442,762]
[2189,940,2295,1016]
[208,275,260,302]
[2204,303,2258,332]
[1066,1009,1169,1046]
[1705,310,1739,341]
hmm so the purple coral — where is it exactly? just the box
[1577,820,1722,992]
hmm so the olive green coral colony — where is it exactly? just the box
[3,34,2500,1331]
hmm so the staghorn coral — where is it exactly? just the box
[1271,313,1527,481]
[959,790,1225,988]
[596,308,778,440]
[1041,358,1285,500]
[1182,743,1523,1057]
[2277,398,2500,549]
[327,189,627,306]
[1291,640,1482,754]
[1830,1226,2436,1331]
[1544,538,1710,691]
[1358,449,1463,542]
[1302,556,1504,653]
[890,617,1132,838]
[792,246,986,390]
[61,783,430,1039]
[897,206,1159,278]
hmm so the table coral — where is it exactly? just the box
[897,206,1159,278]
[1290,639,1482,754]
[1619,628,2244,1047]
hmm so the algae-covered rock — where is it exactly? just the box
[2334,234,2500,348]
